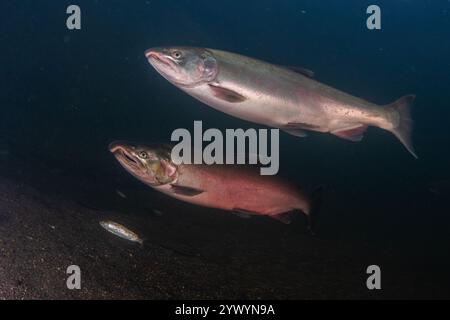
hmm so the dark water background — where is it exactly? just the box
[1,0,450,298]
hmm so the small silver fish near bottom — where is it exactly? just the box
[99,220,144,245]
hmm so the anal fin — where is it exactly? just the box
[332,125,368,142]
[270,212,293,224]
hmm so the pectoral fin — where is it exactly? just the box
[170,184,204,196]
[208,84,247,103]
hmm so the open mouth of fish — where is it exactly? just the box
[122,151,137,165]
[145,50,180,75]
[146,51,171,67]
[109,143,141,171]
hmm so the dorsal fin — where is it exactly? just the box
[284,66,315,78]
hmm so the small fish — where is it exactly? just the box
[0,149,10,156]
[99,220,143,245]
[116,189,127,198]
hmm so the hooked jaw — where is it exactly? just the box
[145,48,164,60]
[109,141,143,172]
[145,48,179,76]
[144,47,162,59]
[109,141,177,187]
[145,48,168,66]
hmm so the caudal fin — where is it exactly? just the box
[387,94,417,158]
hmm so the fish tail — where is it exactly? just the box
[387,94,418,158]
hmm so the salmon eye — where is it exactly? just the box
[138,151,148,159]
[172,50,182,59]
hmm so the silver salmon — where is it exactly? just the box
[145,47,417,158]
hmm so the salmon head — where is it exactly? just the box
[109,142,178,187]
[145,47,218,87]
